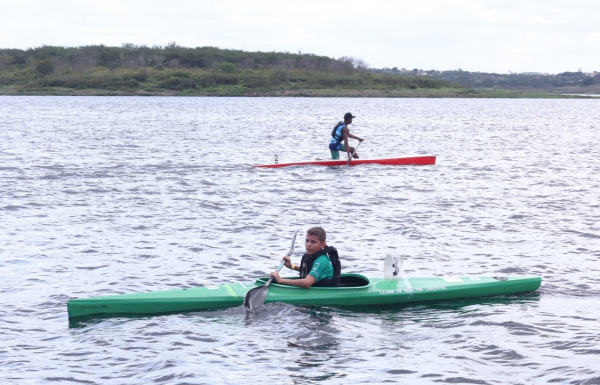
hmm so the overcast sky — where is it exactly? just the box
[1,0,598,74]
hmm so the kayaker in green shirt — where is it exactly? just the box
[270,227,341,288]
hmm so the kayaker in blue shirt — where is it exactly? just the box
[271,227,341,288]
[329,112,364,160]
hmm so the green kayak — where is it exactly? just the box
[67,274,541,320]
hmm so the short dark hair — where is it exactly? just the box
[306,227,326,242]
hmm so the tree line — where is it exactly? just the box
[0,43,370,73]
[0,44,453,93]
[373,68,599,89]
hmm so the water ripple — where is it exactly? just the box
[1,96,599,384]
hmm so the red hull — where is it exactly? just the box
[253,155,436,168]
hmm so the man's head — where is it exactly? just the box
[344,112,355,123]
[305,227,327,255]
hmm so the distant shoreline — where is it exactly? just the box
[560,93,600,98]
[1,45,596,99]
[0,86,591,98]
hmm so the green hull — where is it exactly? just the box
[67,274,541,319]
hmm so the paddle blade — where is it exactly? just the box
[383,255,400,278]
[244,286,269,310]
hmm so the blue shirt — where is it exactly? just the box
[329,124,345,146]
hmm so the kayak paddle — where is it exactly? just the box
[347,140,363,166]
[244,229,299,310]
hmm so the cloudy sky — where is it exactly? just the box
[1,0,598,73]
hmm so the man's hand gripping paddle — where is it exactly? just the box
[244,230,300,310]
[347,140,363,166]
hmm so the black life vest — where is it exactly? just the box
[299,246,341,287]
[331,122,346,142]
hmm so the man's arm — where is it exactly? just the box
[342,127,352,158]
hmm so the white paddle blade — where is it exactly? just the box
[383,254,400,279]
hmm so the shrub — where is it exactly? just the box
[215,73,238,85]
[0,54,14,70]
[196,73,217,87]
[132,69,148,82]
[241,71,269,87]
[171,70,190,78]
[270,68,289,85]
[35,59,53,76]
[216,62,236,73]
[122,79,140,88]
[47,77,66,87]
[158,77,196,90]
[582,76,594,86]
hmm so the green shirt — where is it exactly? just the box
[308,254,334,282]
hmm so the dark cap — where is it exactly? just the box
[344,112,356,120]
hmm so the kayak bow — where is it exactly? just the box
[67,274,541,320]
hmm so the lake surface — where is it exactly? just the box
[1,96,599,384]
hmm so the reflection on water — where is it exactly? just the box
[1,96,599,383]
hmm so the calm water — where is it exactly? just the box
[1,96,599,384]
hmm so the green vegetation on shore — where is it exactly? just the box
[0,44,455,97]
[0,84,580,98]
[0,65,455,97]
[374,68,600,95]
[0,44,592,97]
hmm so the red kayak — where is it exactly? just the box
[253,155,436,168]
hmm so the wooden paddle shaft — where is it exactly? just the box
[347,140,363,165]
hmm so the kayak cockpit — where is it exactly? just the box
[256,273,371,289]
[338,274,370,287]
